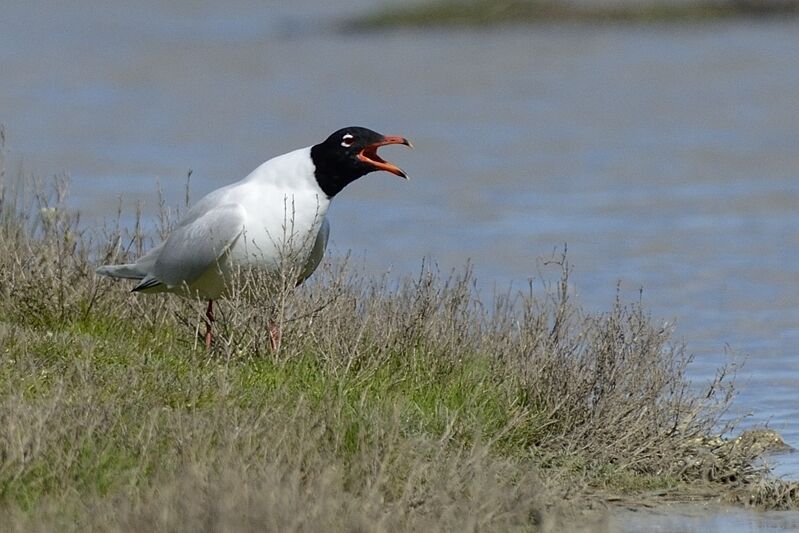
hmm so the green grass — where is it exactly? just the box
[1,318,563,529]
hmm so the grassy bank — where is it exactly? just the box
[0,144,796,530]
[348,0,799,29]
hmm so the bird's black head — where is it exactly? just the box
[310,126,412,198]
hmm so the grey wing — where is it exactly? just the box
[146,203,247,289]
[297,217,330,285]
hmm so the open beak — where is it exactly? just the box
[357,135,413,179]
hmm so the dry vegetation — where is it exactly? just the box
[0,137,795,531]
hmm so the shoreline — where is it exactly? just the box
[347,0,799,29]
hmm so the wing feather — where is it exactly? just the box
[151,203,246,288]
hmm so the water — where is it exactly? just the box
[2,2,799,528]
[610,505,799,532]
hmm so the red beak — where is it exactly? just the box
[357,135,413,179]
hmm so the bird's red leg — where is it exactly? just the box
[268,320,281,351]
[205,300,214,350]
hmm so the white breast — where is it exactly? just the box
[226,147,331,273]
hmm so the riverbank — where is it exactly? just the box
[348,0,799,29]
[0,152,797,530]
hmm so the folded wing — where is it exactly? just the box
[96,203,246,293]
[142,203,247,291]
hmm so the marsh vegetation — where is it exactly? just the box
[0,140,796,531]
[348,0,799,29]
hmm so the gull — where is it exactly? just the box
[96,126,411,349]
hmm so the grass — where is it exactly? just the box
[0,133,796,530]
[347,0,799,29]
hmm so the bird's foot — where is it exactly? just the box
[204,300,214,350]
[268,320,281,351]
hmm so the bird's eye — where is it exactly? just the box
[341,134,355,148]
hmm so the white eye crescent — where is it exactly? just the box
[341,134,354,148]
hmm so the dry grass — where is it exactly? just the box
[0,138,791,531]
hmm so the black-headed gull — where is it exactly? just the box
[97,126,412,349]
